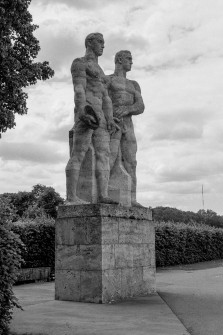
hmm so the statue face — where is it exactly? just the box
[89,35,105,56]
[121,53,133,72]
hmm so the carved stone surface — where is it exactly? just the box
[55,204,156,303]
[107,50,145,206]
[66,33,119,206]
[66,33,144,207]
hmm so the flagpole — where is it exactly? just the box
[202,184,204,210]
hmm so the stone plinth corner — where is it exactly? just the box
[55,204,155,303]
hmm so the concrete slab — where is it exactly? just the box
[157,259,223,335]
[11,282,190,335]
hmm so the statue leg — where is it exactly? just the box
[93,128,119,204]
[109,128,122,172]
[65,123,93,205]
[121,123,143,207]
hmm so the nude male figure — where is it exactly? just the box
[107,50,145,207]
[66,33,118,205]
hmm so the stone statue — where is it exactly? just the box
[107,50,145,207]
[65,33,119,205]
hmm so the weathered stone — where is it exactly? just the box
[132,244,155,267]
[101,217,119,244]
[107,50,145,206]
[102,269,122,303]
[55,270,81,301]
[102,244,115,270]
[65,33,119,205]
[118,218,155,244]
[80,270,102,303]
[114,244,134,268]
[56,244,102,271]
[55,204,155,303]
[142,266,156,293]
[57,203,152,220]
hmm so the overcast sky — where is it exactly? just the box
[1,0,223,214]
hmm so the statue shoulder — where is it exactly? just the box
[105,74,114,88]
[131,80,141,93]
[71,57,86,77]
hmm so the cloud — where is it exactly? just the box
[1,0,223,215]
[0,143,65,163]
[35,0,129,10]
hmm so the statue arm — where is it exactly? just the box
[103,86,120,134]
[126,80,145,116]
[114,80,145,118]
[71,58,87,118]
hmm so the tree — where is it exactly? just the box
[0,192,24,335]
[34,186,64,219]
[1,184,64,220]
[0,0,54,136]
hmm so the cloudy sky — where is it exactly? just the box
[1,0,223,214]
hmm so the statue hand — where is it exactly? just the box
[80,113,99,129]
[107,119,120,135]
[114,106,129,118]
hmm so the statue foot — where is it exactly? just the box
[64,197,90,205]
[131,200,144,207]
[98,196,119,205]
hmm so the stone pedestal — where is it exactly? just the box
[55,204,155,303]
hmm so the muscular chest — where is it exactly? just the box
[110,77,135,95]
[109,77,135,105]
[86,61,106,84]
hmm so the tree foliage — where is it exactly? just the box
[0,196,24,335]
[0,0,54,136]
[0,184,64,220]
[153,206,223,228]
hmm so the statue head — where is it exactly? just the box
[114,50,133,72]
[85,33,104,57]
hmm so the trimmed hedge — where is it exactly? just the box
[8,218,223,276]
[0,224,24,335]
[11,217,55,270]
[156,222,223,267]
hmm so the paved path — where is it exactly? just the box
[11,260,223,335]
[11,283,189,335]
[157,259,223,335]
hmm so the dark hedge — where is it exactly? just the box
[11,217,55,270]
[8,219,223,275]
[0,224,24,335]
[156,222,223,267]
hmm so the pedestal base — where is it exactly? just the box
[55,204,155,303]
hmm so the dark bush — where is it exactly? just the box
[156,222,223,267]
[0,224,24,335]
[11,216,55,270]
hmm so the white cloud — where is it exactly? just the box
[1,0,223,214]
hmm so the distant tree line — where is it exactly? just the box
[0,184,64,221]
[152,206,223,229]
[1,187,222,228]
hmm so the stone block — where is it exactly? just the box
[80,270,102,303]
[57,204,152,220]
[132,244,155,267]
[56,245,102,271]
[55,204,155,303]
[101,217,119,244]
[115,244,134,268]
[56,217,101,245]
[55,270,81,301]
[119,218,155,244]
[120,268,133,298]
[102,269,122,303]
[102,244,115,270]
[142,266,156,293]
